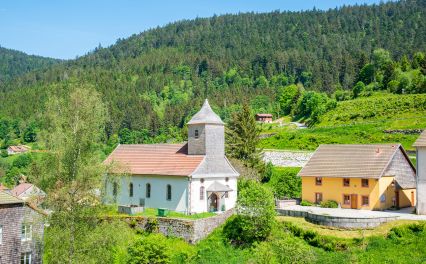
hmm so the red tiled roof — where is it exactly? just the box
[104,144,204,176]
[8,145,29,152]
[11,183,33,196]
[256,113,273,117]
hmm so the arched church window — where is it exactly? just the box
[129,183,133,197]
[146,183,151,198]
[167,185,172,200]
[113,182,118,196]
[200,186,205,200]
[195,129,199,139]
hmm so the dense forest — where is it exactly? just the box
[0,46,61,83]
[0,0,425,144]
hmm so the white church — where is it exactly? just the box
[104,99,239,214]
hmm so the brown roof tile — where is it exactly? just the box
[104,143,204,176]
[298,144,409,179]
[413,130,426,147]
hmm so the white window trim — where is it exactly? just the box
[21,252,32,264]
[21,224,32,242]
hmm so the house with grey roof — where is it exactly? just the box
[414,131,426,214]
[0,191,45,264]
[104,99,239,214]
[299,144,416,210]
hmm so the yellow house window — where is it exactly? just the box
[315,177,322,186]
[361,179,369,188]
[343,194,350,205]
[362,195,369,206]
[343,178,350,187]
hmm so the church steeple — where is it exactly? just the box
[187,99,224,125]
[187,99,225,156]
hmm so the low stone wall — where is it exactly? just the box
[277,209,398,229]
[118,209,233,243]
[276,199,299,208]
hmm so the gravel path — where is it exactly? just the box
[283,205,426,220]
[263,151,313,167]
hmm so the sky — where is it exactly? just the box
[0,0,386,60]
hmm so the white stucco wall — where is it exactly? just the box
[106,175,190,213]
[189,177,238,214]
[417,147,426,214]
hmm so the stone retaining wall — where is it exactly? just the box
[277,209,398,229]
[118,209,233,243]
[276,199,299,208]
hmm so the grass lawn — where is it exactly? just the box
[102,205,216,220]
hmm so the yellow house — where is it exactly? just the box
[299,144,416,210]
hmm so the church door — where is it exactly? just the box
[209,193,218,212]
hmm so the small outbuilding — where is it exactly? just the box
[414,131,426,214]
[299,144,416,210]
[7,145,30,155]
[255,113,273,123]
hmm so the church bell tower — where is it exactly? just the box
[187,99,225,157]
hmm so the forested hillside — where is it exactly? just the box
[0,46,61,84]
[0,0,425,143]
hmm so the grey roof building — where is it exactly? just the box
[0,191,45,264]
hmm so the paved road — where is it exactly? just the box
[282,205,426,220]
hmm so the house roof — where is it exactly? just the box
[104,143,204,176]
[11,183,35,197]
[413,130,426,147]
[256,113,273,117]
[298,144,414,180]
[0,191,24,205]
[8,145,29,152]
[187,99,224,125]
[206,181,233,192]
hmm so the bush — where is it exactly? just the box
[127,234,171,264]
[12,153,32,168]
[223,180,276,246]
[0,149,7,158]
[127,233,195,264]
[320,200,339,208]
[268,167,301,198]
[300,200,313,206]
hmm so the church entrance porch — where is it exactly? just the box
[206,181,233,212]
[209,193,219,212]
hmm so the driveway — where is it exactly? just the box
[282,205,426,221]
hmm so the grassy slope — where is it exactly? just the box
[191,218,426,263]
[260,94,426,151]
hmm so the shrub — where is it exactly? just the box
[0,149,7,158]
[320,200,339,208]
[223,180,276,245]
[300,200,313,206]
[268,167,301,198]
[12,153,32,168]
[127,234,171,264]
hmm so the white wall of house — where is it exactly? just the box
[189,177,238,214]
[417,147,426,214]
[106,175,190,213]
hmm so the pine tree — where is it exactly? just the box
[226,104,263,171]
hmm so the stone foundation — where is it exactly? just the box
[116,209,233,243]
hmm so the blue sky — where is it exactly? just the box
[0,0,386,59]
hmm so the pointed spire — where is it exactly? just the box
[187,99,224,125]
